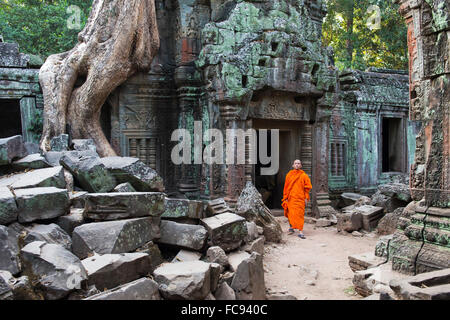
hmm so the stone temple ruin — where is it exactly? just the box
[0,0,449,300]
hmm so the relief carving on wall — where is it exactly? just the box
[248,93,311,121]
[123,106,157,130]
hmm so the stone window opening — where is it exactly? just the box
[271,42,279,52]
[381,117,405,173]
[242,75,248,88]
[330,140,346,177]
[0,99,23,138]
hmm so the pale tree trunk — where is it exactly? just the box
[39,0,159,156]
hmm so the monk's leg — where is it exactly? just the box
[287,200,306,231]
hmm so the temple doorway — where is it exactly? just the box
[381,117,406,173]
[253,119,306,209]
[0,99,22,138]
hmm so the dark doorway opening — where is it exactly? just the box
[0,99,22,138]
[100,102,112,143]
[255,130,291,210]
[382,117,404,172]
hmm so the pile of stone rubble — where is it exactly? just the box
[334,181,412,236]
[0,134,285,300]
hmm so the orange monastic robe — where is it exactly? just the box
[282,170,312,231]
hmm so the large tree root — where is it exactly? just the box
[39,0,159,157]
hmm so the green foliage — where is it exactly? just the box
[322,0,408,71]
[0,0,92,59]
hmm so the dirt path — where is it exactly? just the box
[263,216,380,300]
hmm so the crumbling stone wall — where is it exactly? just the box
[0,41,43,143]
[398,0,449,208]
[331,68,419,197]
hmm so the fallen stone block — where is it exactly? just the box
[336,211,362,232]
[231,252,266,300]
[353,263,409,297]
[56,208,85,236]
[242,236,265,256]
[228,251,251,272]
[161,198,204,220]
[236,182,282,243]
[157,220,207,251]
[50,134,69,152]
[20,241,88,300]
[135,241,164,273]
[85,277,161,300]
[100,157,164,192]
[60,154,116,193]
[205,198,233,217]
[12,154,51,170]
[72,217,160,259]
[244,221,259,243]
[0,271,14,300]
[0,225,21,275]
[340,193,364,207]
[0,187,18,225]
[71,139,96,152]
[24,142,39,155]
[9,166,66,190]
[15,187,70,223]
[376,207,405,236]
[348,252,386,272]
[19,223,72,251]
[172,250,202,263]
[44,150,99,167]
[84,192,165,221]
[81,252,152,290]
[69,191,88,209]
[0,135,27,166]
[153,261,212,300]
[206,246,229,269]
[371,191,407,213]
[113,182,136,193]
[357,205,385,231]
[315,218,333,228]
[378,183,412,203]
[214,282,236,300]
[201,212,248,252]
[67,285,101,300]
[5,274,42,300]
[390,268,450,300]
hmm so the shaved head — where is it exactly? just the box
[293,159,302,170]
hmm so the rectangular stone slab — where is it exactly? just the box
[84,277,160,300]
[390,268,450,300]
[157,220,208,251]
[72,217,161,259]
[354,205,385,231]
[10,166,66,190]
[84,192,165,221]
[161,198,204,220]
[0,135,27,165]
[14,187,70,223]
[201,213,248,252]
[81,253,151,290]
[0,187,18,225]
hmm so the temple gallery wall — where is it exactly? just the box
[0,0,424,218]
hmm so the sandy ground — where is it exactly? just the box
[263,216,381,300]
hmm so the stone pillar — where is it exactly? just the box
[175,76,202,198]
[311,116,336,218]
[398,0,449,208]
[387,0,450,275]
[219,104,247,208]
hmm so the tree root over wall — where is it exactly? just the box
[39,0,159,156]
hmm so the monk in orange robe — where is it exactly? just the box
[282,160,312,239]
